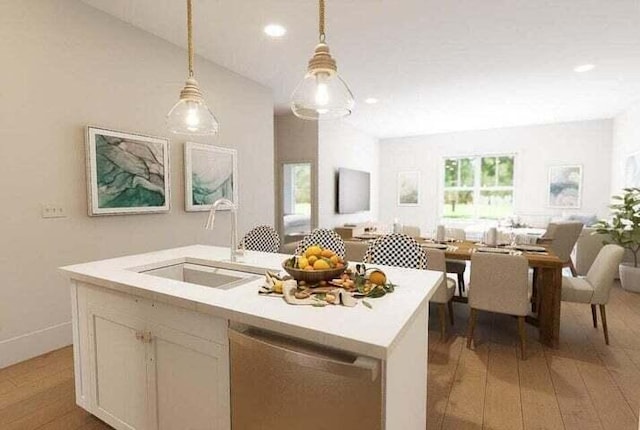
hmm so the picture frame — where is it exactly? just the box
[85,126,170,216]
[184,142,238,212]
[547,165,582,208]
[397,171,420,206]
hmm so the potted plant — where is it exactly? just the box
[594,187,640,292]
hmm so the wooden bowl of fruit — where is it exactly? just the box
[282,245,347,284]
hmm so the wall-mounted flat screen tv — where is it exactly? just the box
[337,168,370,214]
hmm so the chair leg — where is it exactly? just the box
[518,316,527,360]
[467,308,478,349]
[448,300,455,326]
[457,272,465,294]
[599,304,609,345]
[437,303,446,341]
[591,304,598,328]
[531,268,538,313]
[569,259,578,277]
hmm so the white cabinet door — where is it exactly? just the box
[88,305,152,430]
[149,323,230,430]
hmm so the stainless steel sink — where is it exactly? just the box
[138,262,261,290]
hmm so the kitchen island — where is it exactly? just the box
[60,245,442,430]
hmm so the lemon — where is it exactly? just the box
[313,259,330,270]
[321,249,335,258]
[298,256,309,269]
[329,255,339,266]
[305,245,322,258]
[307,255,318,265]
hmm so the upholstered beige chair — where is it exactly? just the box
[445,227,467,295]
[402,225,421,238]
[467,253,530,359]
[562,244,624,345]
[425,249,456,340]
[538,222,584,276]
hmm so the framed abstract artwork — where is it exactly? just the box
[85,126,170,216]
[547,165,582,208]
[397,171,420,206]
[184,142,238,211]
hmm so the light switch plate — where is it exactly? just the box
[41,204,67,219]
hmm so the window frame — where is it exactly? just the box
[441,153,517,220]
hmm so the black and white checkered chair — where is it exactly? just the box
[240,225,280,253]
[363,233,427,269]
[295,228,346,258]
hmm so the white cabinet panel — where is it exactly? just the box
[89,307,151,430]
[151,324,230,430]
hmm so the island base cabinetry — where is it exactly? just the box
[71,281,230,430]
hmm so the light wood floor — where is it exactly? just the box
[2,284,640,429]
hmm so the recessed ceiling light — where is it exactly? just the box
[365,98,379,104]
[264,24,286,38]
[574,64,595,73]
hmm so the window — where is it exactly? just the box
[442,155,515,219]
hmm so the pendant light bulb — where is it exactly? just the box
[167,0,219,135]
[291,0,354,120]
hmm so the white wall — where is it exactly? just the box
[612,101,640,194]
[318,121,379,227]
[0,0,274,367]
[378,120,613,234]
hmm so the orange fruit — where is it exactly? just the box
[329,255,339,266]
[313,259,330,270]
[304,265,314,271]
[308,255,318,265]
[368,270,387,285]
[321,249,335,258]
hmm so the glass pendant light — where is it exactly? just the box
[291,0,355,120]
[167,0,219,135]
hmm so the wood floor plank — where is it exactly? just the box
[36,407,97,430]
[2,380,75,430]
[483,343,523,430]
[0,347,72,385]
[441,341,489,430]
[427,335,465,430]
[544,350,603,430]
[518,340,564,430]
[0,367,74,411]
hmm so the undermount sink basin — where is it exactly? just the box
[138,261,261,290]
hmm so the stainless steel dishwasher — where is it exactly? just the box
[229,327,383,430]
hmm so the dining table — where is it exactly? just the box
[436,240,564,348]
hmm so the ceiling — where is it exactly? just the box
[81,0,640,139]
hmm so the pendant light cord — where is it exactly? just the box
[319,0,326,42]
[187,0,194,77]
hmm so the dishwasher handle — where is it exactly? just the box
[229,329,380,382]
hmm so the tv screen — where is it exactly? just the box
[337,168,370,214]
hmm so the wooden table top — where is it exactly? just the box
[439,240,564,269]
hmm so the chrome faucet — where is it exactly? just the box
[205,198,242,262]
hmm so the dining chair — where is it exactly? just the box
[538,221,584,276]
[240,225,280,253]
[445,227,467,295]
[295,228,346,258]
[467,252,530,359]
[561,244,624,345]
[402,225,421,238]
[425,249,457,340]
[364,233,427,269]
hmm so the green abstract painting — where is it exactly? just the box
[184,142,237,211]
[87,127,170,215]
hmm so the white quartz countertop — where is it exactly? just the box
[60,245,442,360]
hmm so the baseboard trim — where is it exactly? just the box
[0,322,72,369]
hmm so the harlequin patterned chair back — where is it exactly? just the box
[241,225,280,253]
[364,234,427,269]
[295,228,346,258]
